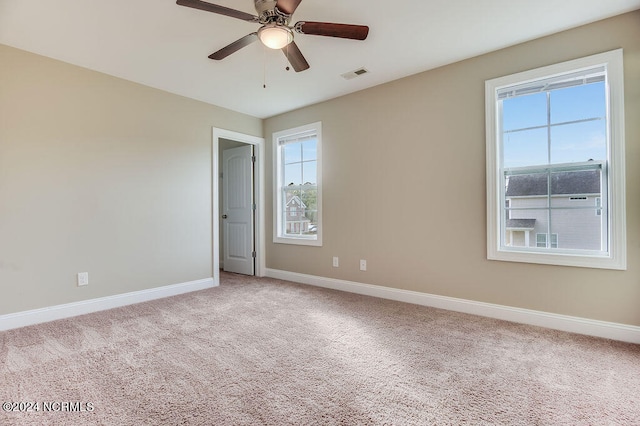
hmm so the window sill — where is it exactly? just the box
[488,248,626,270]
[273,235,322,247]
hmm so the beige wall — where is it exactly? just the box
[0,44,262,315]
[264,11,640,326]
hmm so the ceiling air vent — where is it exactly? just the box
[341,67,369,80]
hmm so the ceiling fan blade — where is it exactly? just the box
[209,33,259,60]
[275,0,302,15]
[176,0,258,22]
[295,21,369,40]
[282,41,309,72]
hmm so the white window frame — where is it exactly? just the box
[486,49,626,270]
[273,122,322,246]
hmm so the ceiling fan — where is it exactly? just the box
[176,0,369,72]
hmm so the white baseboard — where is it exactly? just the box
[265,269,640,344]
[0,277,216,332]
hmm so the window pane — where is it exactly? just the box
[550,82,606,124]
[550,121,606,164]
[283,188,302,236]
[550,169,601,208]
[533,221,549,248]
[283,143,301,164]
[550,209,603,251]
[505,171,549,249]
[506,172,549,200]
[503,93,547,131]
[284,163,302,186]
[282,187,318,236]
[504,212,546,248]
[302,160,317,185]
[302,139,317,161]
[300,188,318,234]
[503,128,548,168]
[299,188,316,210]
[283,188,299,203]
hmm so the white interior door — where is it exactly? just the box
[222,145,254,275]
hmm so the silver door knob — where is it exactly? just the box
[222,214,228,219]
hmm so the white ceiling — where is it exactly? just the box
[1,0,639,119]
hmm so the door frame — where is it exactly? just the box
[212,128,265,285]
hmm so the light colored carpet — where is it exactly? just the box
[1,272,639,425]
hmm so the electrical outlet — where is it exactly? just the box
[77,272,89,286]
[333,257,339,267]
[359,259,367,271]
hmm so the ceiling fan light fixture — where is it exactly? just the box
[258,24,293,49]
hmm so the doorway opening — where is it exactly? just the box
[212,128,265,285]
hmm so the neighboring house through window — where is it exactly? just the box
[505,169,602,250]
[273,122,322,246]
[285,195,310,234]
[486,50,626,269]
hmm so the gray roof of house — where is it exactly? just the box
[506,170,600,197]
[506,219,536,229]
[285,194,307,208]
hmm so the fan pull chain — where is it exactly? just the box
[285,44,290,71]
[263,46,267,88]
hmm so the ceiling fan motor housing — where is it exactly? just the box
[254,0,290,24]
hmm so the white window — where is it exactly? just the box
[486,50,626,269]
[273,122,322,246]
[536,233,558,249]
